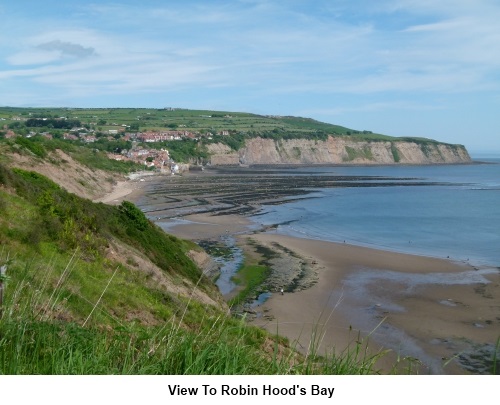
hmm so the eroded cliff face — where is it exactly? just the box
[207,136,471,165]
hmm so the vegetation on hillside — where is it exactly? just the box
[0,136,142,173]
[0,107,473,374]
[1,107,464,164]
[0,164,203,284]
[0,163,392,374]
[0,107,355,137]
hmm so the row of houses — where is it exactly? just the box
[132,131,196,143]
[109,148,174,171]
[63,132,99,143]
[127,129,231,143]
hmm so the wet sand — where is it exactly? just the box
[162,211,500,374]
[247,234,499,374]
[159,212,255,240]
[116,170,499,374]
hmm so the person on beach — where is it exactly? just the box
[280,287,284,295]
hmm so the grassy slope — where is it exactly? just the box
[0,164,278,374]
[0,148,388,374]
[0,106,451,143]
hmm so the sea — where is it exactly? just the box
[145,156,500,373]
[252,157,500,269]
[249,156,499,373]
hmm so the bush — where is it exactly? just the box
[391,143,401,163]
[119,201,150,231]
[14,137,47,158]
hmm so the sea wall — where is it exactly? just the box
[206,136,471,165]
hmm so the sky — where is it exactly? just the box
[1,0,499,154]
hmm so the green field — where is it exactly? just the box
[0,106,349,133]
[0,106,434,142]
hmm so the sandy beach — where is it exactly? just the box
[247,233,499,374]
[115,170,499,374]
[159,208,499,374]
[93,172,159,205]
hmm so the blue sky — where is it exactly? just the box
[1,0,499,154]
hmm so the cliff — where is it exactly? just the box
[207,136,471,165]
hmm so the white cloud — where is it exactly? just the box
[7,40,97,66]
[7,50,61,66]
[0,0,498,151]
[2,1,500,103]
[37,40,96,58]
[403,18,465,32]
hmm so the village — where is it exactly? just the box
[2,115,232,172]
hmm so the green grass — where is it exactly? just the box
[0,299,274,374]
[343,145,374,162]
[0,248,392,375]
[0,106,449,144]
[0,164,207,286]
[0,307,389,374]
[1,137,142,173]
[391,143,401,163]
[0,252,271,375]
[228,264,270,307]
[0,157,419,375]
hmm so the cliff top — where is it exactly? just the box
[1,106,461,145]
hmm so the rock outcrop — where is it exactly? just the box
[207,136,471,165]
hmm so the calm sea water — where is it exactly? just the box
[146,157,499,371]
[253,158,500,268]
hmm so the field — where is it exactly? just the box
[0,106,402,141]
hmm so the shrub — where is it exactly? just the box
[14,137,47,158]
[391,143,401,163]
[119,201,150,231]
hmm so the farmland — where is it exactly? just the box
[0,106,383,139]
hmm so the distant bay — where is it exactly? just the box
[253,158,500,268]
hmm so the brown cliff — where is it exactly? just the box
[207,136,471,165]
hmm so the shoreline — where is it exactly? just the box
[93,171,158,205]
[246,233,499,374]
[158,209,500,374]
[266,229,493,269]
[102,171,500,374]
